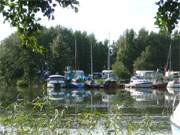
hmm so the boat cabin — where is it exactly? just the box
[165,71,180,79]
[102,70,116,79]
[47,75,65,82]
[135,70,163,82]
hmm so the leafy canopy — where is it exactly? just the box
[155,0,180,33]
[0,0,79,52]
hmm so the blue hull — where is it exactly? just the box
[70,83,85,89]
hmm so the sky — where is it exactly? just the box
[0,0,178,42]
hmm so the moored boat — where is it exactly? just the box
[70,70,85,89]
[47,75,65,89]
[125,75,152,88]
[135,70,167,89]
[102,70,117,89]
[47,75,66,100]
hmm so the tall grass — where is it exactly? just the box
[0,96,170,135]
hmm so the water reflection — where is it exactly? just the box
[165,88,180,106]
[125,88,165,107]
[0,86,173,134]
[167,87,180,95]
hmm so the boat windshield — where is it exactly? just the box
[49,77,64,81]
[74,71,84,79]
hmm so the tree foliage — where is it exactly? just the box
[0,26,110,85]
[114,29,180,78]
[112,61,130,80]
[155,0,180,33]
[0,0,79,51]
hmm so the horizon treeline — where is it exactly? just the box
[0,25,179,85]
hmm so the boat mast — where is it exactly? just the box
[107,34,111,70]
[74,35,77,70]
[167,40,172,71]
[90,40,93,77]
[169,43,172,71]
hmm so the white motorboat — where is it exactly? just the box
[170,97,180,135]
[125,76,152,88]
[47,75,65,100]
[135,70,166,89]
[47,75,65,89]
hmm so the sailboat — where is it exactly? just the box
[102,40,117,89]
[65,35,85,89]
[84,40,100,89]
[165,43,180,88]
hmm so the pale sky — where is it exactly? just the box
[0,0,178,42]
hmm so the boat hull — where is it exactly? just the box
[103,81,117,89]
[47,91,65,100]
[125,82,152,88]
[70,82,85,89]
[152,83,167,89]
[171,118,180,135]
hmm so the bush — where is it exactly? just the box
[112,61,131,80]
[16,79,28,87]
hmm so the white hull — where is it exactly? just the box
[171,116,180,135]
[47,91,65,100]
[126,75,153,88]
[171,123,180,135]
[125,82,152,88]
[170,102,180,135]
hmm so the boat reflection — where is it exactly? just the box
[165,88,180,103]
[125,88,162,102]
[47,88,92,103]
[167,87,180,95]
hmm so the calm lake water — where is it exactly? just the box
[0,86,179,134]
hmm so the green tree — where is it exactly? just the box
[0,33,44,85]
[0,34,23,84]
[115,29,136,74]
[0,0,79,51]
[155,0,180,33]
[112,61,130,80]
[133,46,155,70]
[49,35,72,74]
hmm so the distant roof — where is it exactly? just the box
[136,70,155,73]
[102,70,113,73]
[73,70,84,72]
[49,75,64,78]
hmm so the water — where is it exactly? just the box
[0,85,179,134]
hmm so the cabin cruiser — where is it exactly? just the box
[102,70,117,89]
[64,69,85,89]
[47,75,65,88]
[125,75,152,88]
[71,70,85,89]
[135,70,166,89]
[47,75,65,100]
